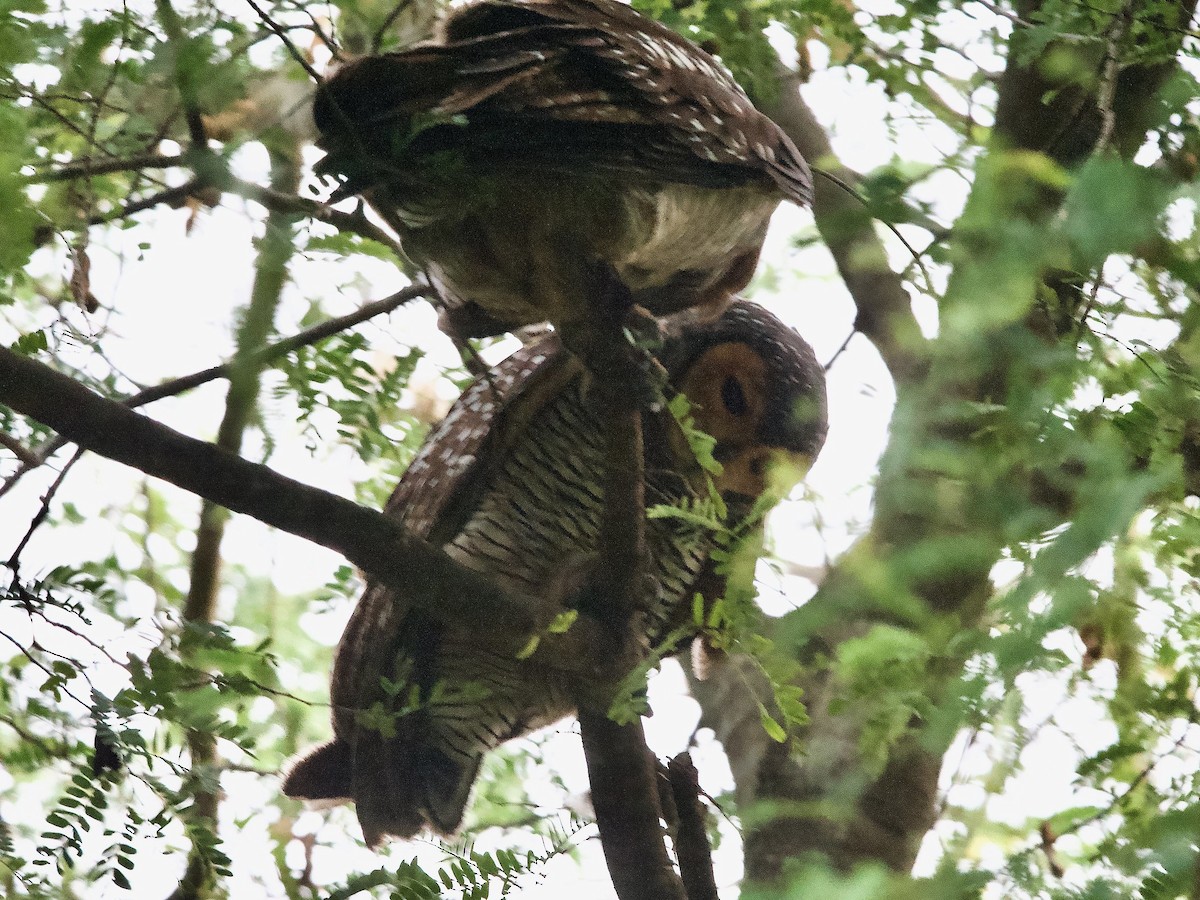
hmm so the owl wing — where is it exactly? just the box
[282,337,581,842]
[313,0,810,201]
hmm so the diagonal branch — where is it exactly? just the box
[0,432,38,467]
[762,63,930,386]
[0,345,547,641]
[243,0,324,85]
[0,283,426,497]
[91,178,201,225]
[224,176,404,257]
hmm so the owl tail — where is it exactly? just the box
[282,735,481,847]
[281,738,353,804]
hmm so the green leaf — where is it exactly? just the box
[546,609,578,634]
[13,329,47,355]
[514,634,540,660]
[758,703,787,743]
[1064,157,1172,266]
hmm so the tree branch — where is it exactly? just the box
[668,753,719,900]
[154,0,209,149]
[224,176,404,258]
[29,152,185,184]
[568,303,686,900]
[762,64,929,386]
[578,710,685,900]
[0,284,427,498]
[0,432,38,466]
[243,0,324,85]
[373,0,417,52]
[0,346,548,640]
[91,178,201,225]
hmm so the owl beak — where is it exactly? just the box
[714,447,811,505]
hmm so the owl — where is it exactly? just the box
[283,301,827,845]
[311,0,812,340]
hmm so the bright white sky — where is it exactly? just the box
[0,2,1173,897]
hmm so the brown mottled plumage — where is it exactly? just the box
[282,301,828,846]
[312,0,812,334]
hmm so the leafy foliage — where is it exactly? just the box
[2,0,1200,898]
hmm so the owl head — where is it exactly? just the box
[661,300,828,503]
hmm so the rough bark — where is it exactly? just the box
[759,67,928,387]
[693,1,1200,889]
[571,305,687,900]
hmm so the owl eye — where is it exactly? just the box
[721,375,748,416]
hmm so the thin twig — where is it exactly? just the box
[0,713,60,755]
[971,0,1036,28]
[128,282,427,407]
[5,448,85,577]
[764,62,930,385]
[0,285,426,498]
[1059,720,1195,840]
[1076,259,1107,335]
[823,328,856,373]
[29,152,185,184]
[70,166,403,257]
[0,629,90,709]
[225,176,404,256]
[244,0,324,85]
[90,178,201,225]
[968,0,1093,41]
[812,166,936,300]
[24,604,126,667]
[372,0,416,52]
[0,432,39,466]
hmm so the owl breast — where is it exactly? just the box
[400,377,710,771]
[392,173,778,327]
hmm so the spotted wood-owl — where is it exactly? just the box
[311,0,813,337]
[282,301,827,845]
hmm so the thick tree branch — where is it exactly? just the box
[569,304,687,900]
[668,753,719,900]
[578,710,685,900]
[762,65,929,386]
[0,347,546,640]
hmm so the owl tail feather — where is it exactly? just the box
[281,739,353,804]
[283,733,482,847]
